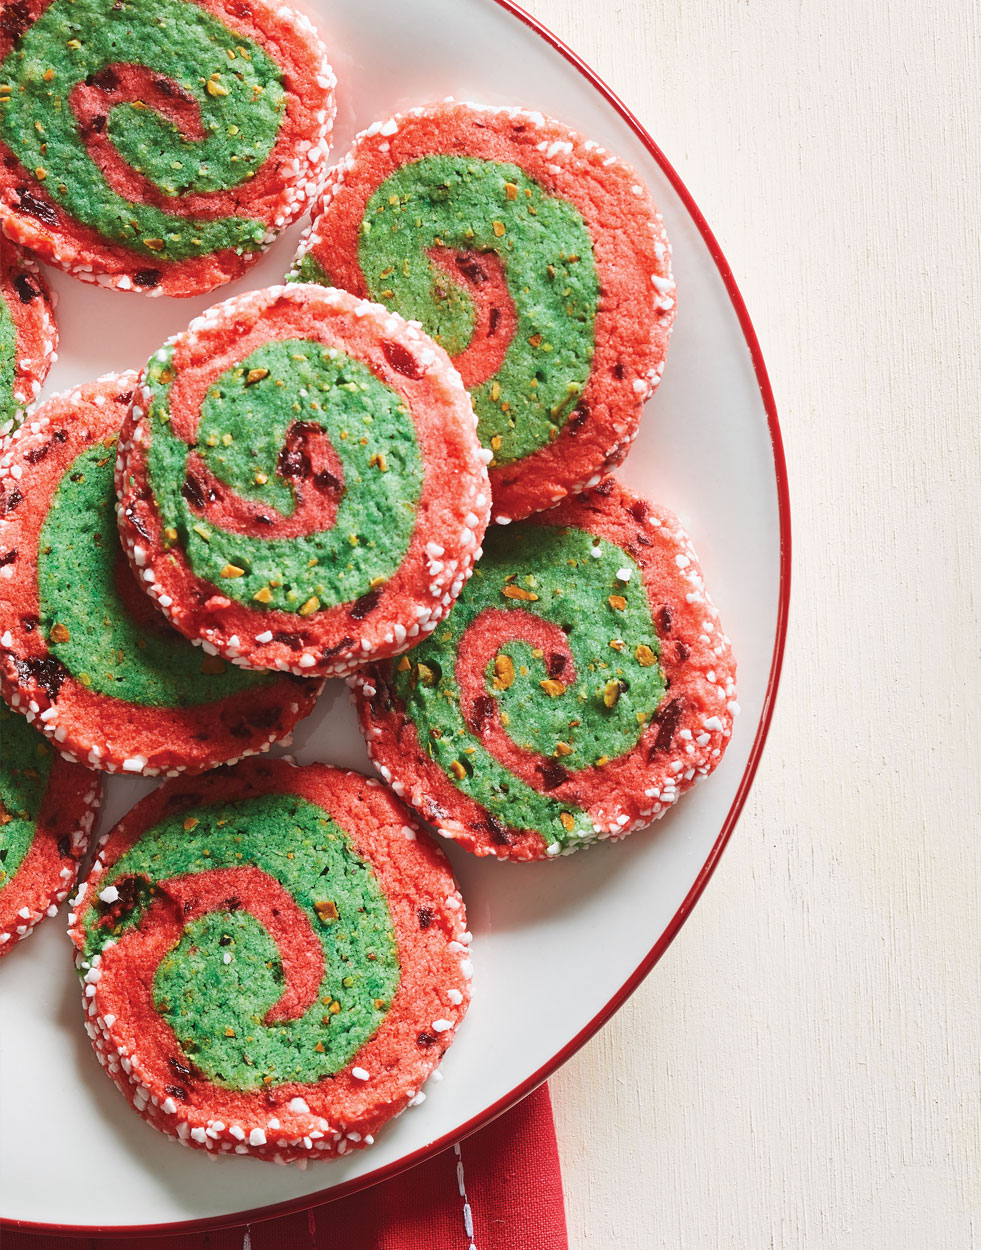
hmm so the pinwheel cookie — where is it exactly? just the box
[116,284,491,677]
[69,759,471,1162]
[292,100,675,520]
[0,0,335,296]
[1,699,100,954]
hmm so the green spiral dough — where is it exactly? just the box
[0,294,15,415]
[78,793,400,1088]
[393,523,667,851]
[145,338,424,612]
[357,155,599,464]
[0,0,286,260]
[38,442,271,705]
[0,702,54,887]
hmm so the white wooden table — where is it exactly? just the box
[530,1,981,1245]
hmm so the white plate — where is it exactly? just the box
[0,0,789,1233]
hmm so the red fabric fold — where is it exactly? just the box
[3,1085,567,1250]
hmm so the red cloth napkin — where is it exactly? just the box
[4,1085,567,1250]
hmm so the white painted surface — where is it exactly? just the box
[533,1,981,1246]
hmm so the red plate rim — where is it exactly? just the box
[3,0,791,1236]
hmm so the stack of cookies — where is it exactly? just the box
[0,0,735,1163]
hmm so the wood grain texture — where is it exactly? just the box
[524,1,981,1245]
